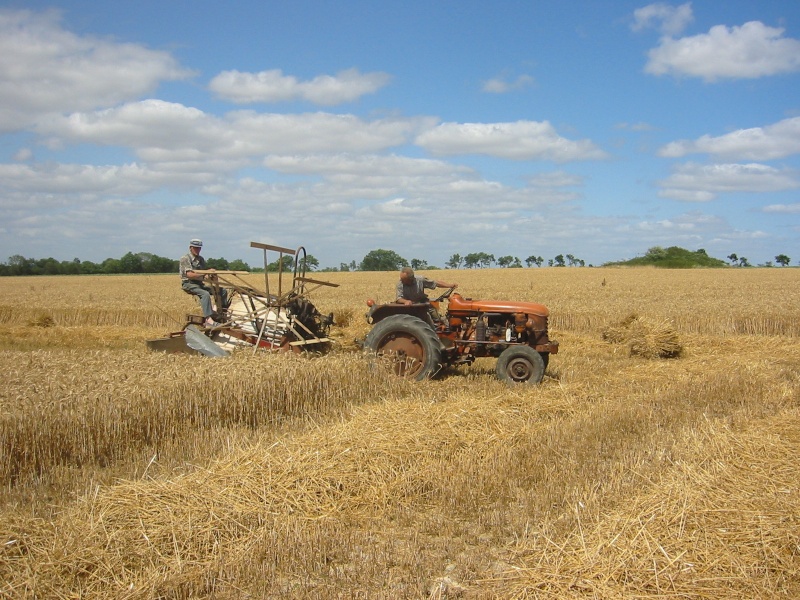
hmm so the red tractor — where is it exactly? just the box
[364,287,558,383]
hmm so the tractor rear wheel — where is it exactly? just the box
[496,345,545,384]
[364,314,443,381]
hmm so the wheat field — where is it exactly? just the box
[0,267,798,598]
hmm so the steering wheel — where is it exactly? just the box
[432,286,456,302]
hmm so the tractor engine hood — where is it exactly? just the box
[447,293,549,317]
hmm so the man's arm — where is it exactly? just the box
[395,281,415,305]
[186,264,209,281]
[433,280,458,289]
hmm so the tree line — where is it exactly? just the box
[1,247,794,276]
[0,252,259,277]
[352,248,795,271]
[727,253,792,268]
[0,250,331,276]
[0,249,585,276]
[0,253,180,276]
[326,249,587,272]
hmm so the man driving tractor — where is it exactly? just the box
[395,266,457,327]
[395,266,458,305]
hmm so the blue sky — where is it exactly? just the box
[1,1,798,268]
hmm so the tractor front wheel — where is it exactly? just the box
[364,314,443,381]
[496,345,545,385]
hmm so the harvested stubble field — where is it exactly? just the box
[0,267,798,599]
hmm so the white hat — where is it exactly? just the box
[189,238,203,248]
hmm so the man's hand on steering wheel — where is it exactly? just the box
[433,285,457,302]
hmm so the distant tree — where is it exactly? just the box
[410,258,428,270]
[525,255,544,267]
[727,253,738,266]
[463,253,480,269]
[118,252,143,273]
[37,257,61,275]
[7,255,33,276]
[101,258,123,274]
[463,252,494,268]
[445,253,462,269]
[206,257,230,270]
[339,262,350,272]
[496,255,515,268]
[228,259,250,271]
[554,254,566,267]
[567,255,584,267]
[266,255,294,272]
[496,256,521,268]
[645,247,668,261]
[548,258,554,267]
[738,256,750,267]
[359,249,408,271]
[138,252,177,273]
[61,258,81,275]
[81,260,101,274]
[137,252,156,273]
[775,254,791,267]
[299,255,319,272]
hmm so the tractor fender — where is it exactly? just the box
[367,302,431,324]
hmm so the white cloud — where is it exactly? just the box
[762,203,800,214]
[659,117,800,160]
[646,21,800,80]
[12,148,32,162]
[0,9,192,133]
[632,211,738,239]
[627,212,773,258]
[363,197,429,217]
[208,68,391,105]
[263,153,468,178]
[481,73,534,94]
[0,161,214,197]
[658,162,800,201]
[415,120,608,162]
[659,188,717,202]
[192,172,564,258]
[263,154,477,200]
[527,171,584,187]
[615,121,656,132]
[37,101,437,169]
[631,2,693,36]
